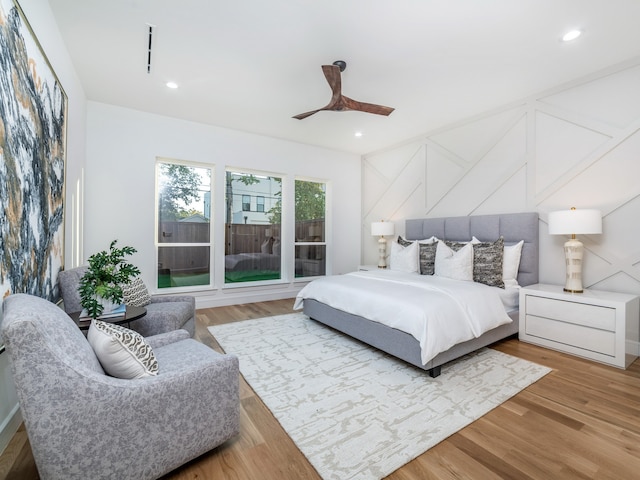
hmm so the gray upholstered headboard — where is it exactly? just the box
[405,212,539,287]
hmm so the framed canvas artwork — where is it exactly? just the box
[0,0,67,329]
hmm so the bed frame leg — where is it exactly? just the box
[428,366,441,378]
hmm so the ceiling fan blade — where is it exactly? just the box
[292,109,323,120]
[342,96,395,116]
[321,64,342,99]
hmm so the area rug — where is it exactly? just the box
[209,313,551,480]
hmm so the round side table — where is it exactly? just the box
[70,305,147,330]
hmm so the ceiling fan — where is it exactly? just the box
[293,60,395,120]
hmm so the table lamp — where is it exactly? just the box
[371,221,395,268]
[548,207,602,293]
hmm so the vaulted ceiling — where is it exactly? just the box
[48,0,640,155]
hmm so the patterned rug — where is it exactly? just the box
[209,313,550,480]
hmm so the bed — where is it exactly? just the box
[295,212,539,377]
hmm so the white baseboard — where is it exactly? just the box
[0,403,22,456]
[191,283,307,309]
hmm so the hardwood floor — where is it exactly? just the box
[2,298,640,479]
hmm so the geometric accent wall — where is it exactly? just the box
[363,60,640,297]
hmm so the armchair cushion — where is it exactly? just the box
[87,320,159,379]
[136,298,195,337]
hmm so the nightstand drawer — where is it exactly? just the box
[525,295,616,331]
[525,314,616,356]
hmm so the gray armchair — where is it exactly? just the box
[58,266,196,336]
[0,293,240,480]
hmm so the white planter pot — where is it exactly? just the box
[97,296,119,314]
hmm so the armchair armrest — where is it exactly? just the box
[150,295,195,306]
[145,328,190,348]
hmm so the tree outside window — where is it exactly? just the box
[156,161,212,289]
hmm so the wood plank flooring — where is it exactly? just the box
[1,298,639,479]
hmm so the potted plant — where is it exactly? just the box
[79,240,141,318]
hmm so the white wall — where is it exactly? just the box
[362,56,640,337]
[84,102,361,308]
[1,0,87,454]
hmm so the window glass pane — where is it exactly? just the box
[225,171,282,283]
[158,164,211,244]
[295,245,326,277]
[295,180,326,278]
[158,246,210,288]
[156,161,212,289]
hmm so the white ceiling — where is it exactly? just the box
[47,0,640,155]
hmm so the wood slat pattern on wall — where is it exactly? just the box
[362,61,640,298]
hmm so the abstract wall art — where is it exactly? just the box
[0,0,67,305]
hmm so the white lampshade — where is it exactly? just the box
[371,221,394,237]
[548,209,602,235]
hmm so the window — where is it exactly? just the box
[294,179,326,278]
[242,195,251,212]
[156,160,212,289]
[225,170,282,283]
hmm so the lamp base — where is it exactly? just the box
[563,238,584,293]
[377,237,388,269]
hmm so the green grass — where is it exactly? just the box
[158,272,210,288]
[158,270,282,287]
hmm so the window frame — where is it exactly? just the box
[155,158,214,293]
[223,167,285,287]
[242,194,251,212]
[293,176,329,281]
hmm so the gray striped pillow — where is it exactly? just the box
[122,276,151,307]
[445,238,505,288]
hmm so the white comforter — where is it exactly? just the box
[294,270,512,365]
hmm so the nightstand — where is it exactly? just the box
[519,284,639,368]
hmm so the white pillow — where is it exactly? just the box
[389,240,419,273]
[87,320,159,379]
[434,241,473,281]
[260,238,272,254]
[503,240,524,288]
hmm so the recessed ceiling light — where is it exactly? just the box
[166,81,178,89]
[354,131,363,138]
[562,30,582,42]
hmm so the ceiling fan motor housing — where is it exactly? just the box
[333,60,347,72]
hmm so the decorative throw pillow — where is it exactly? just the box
[503,240,524,288]
[389,241,419,273]
[472,237,524,288]
[260,238,273,254]
[470,237,505,288]
[418,242,438,275]
[397,236,413,247]
[396,236,436,275]
[122,276,151,307]
[434,241,473,281]
[87,320,159,379]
